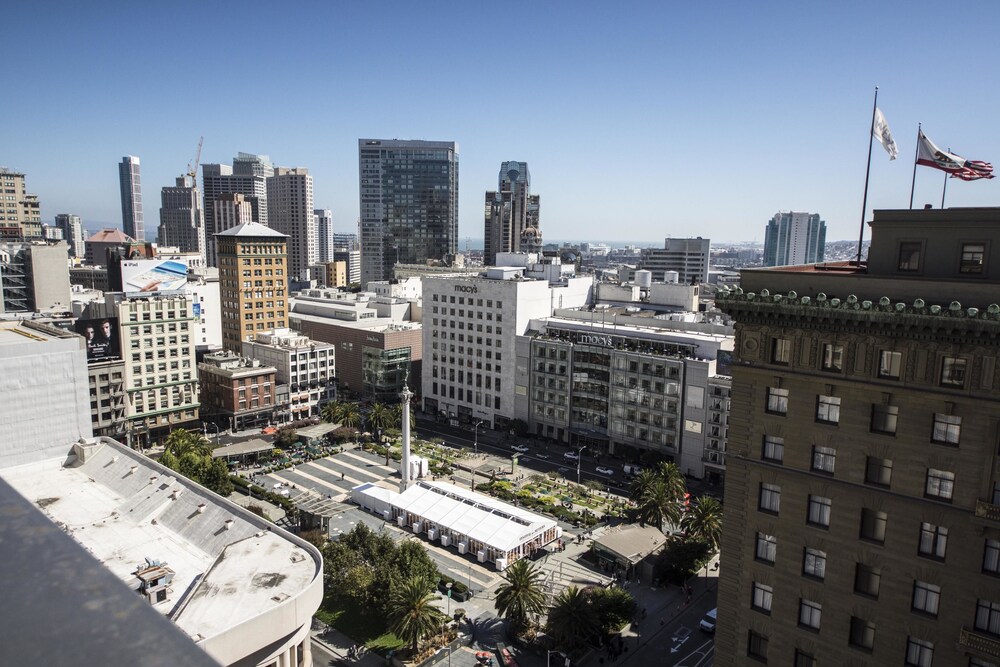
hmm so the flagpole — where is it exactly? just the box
[909,123,921,209]
[857,86,878,266]
[941,152,949,208]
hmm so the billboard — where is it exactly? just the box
[75,317,121,362]
[120,259,189,293]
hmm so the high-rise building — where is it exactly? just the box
[118,156,144,241]
[266,168,315,283]
[358,139,459,286]
[0,168,42,240]
[333,249,361,285]
[157,177,205,261]
[714,206,1000,666]
[214,192,254,237]
[333,232,358,250]
[0,241,72,314]
[637,237,712,285]
[315,209,334,262]
[763,211,826,267]
[55,214,86,259]
[215,221,288,353]
[202,153,271,267]
[484,161,540,266]
[242,329,336,422]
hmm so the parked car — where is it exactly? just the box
[535,451,550,459]
[512,444,530,453]
[595,466,614,476]
[563,451,580,461]
[699,608,717,633]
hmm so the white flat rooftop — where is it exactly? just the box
[2,441,316,644]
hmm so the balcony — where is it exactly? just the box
[976,500,1000,523]
[959,627,1000,658]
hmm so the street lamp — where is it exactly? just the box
[445,582,453,667]
[474,420,484,456]
[576,446,585,485]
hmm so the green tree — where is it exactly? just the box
[391,540,440,593]
[494,559,546,634]
[629,463,687,532]
[682,496,723,551]
[321,400,346,424]
[368,402,392,431]
[545,586,599,654]
[274,427,300,449]
[386,577,442,655]
[654,538,712,586]
[164,428,212,458]
[589,587,637,635]
[202,458,234,496]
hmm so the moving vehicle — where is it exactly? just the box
[563,451,580,461]
[699,607,717,632]
[595,466,614,476]
[623,464,643,477]
[512,444,530,453]
[535,451,550,459]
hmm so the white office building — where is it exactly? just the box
[242,329,335,422]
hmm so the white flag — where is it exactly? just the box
[873,108,897,160]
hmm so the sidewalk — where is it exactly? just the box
[312,624,385,667]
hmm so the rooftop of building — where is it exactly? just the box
[1,437,320,657]
[0,319,79,350]
[289,309,421,334]
[215,221,287,238]
[86,228,134,244]
[539,314,734,348]
[592,524,667,565]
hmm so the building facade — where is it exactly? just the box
[267,167,315,282]
[714,206,1000,666]
[315,208,334,262]
[639,237,711,284]
[216,221,288,353]
[119,156,144,241]
[0,241,72,314]
[484,161,540,266]
[55,213,86,259]
[198,351,277,431]
[0,168,42,240]
[158,177,206,261]
[242,329,335,422]
[333,249,361,285]
[763,211,826,267]
[202,154,271,266]
[359,139,459,286]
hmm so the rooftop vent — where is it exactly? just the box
[129,465,138,475]
[224,519,235,531]
[196,503,206,514]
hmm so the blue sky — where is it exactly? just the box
[5,1,999,245]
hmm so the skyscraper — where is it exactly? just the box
[216,221,288,353]
[484,161,540,266]
[638,237,712,284]
[54,214,86,259]
[157,177,205,260]
[267,167,315,282]
[358,139,459,286]
[118,156,144,241]
[763,211,826,267]
[315,208,334,262]
[714,206,1000,666]
[0,168,42,240]
[201,153,271,267]
[214,193,254,237]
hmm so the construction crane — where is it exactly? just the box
[185,136,204,186]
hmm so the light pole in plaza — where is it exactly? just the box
[445,582,453,667]
[576,446,585,485]
[474,420,484,456]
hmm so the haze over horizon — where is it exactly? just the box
[4,2,998,245]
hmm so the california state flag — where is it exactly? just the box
[916,130,994,179]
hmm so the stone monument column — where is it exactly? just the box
[399,383,413,492]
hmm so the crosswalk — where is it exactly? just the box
[256,450,397,503]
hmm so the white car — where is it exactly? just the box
[595,466,614,476]
[699,608,717,633]
[512,444,530,453]
[563,451,580,461]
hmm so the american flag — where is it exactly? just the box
[951,160,995,181]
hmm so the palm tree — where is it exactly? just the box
[321,400,345,424]
[545,586,599,653]
[682,496,723,551]
[630,464,687,532]
[493,559,546,634]
[164,428,212,458]
[386,577,443,655]
[368,402,391,431]
[338,402,362,429]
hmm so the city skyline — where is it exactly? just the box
[3,2,998,245]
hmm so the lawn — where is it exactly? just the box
[316,592,405,653]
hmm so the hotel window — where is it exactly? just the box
[798,599,821,631]
[811,446,836,474]
[821,343,843,372]
[802,547,826,580]
[816,395,840,424]
[751,582,773,613]
[905,638,934,667]
[865,457,893,487]
[762,435,784,463]
[807,495,831,527]
[771,338,791,365]
[878,350,902,379]
[794,651,815,667]
[759,483,781,514]
[766,387,788,415]
[911,581,940,616]
[871,404,898,434]
[918,522,948,560]
[755,533,776,564]
[977,600,1000,637]
[940,356,967,387]
[860,508,887,544]
[849,616,876,651]
[984,539,1000,575]
[924,468,955,501]
[931,413,961,444]
[898,241,922,271]
[961,242,986,274]
[747,630,768,662]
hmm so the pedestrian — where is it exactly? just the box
[341,472,345,480]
